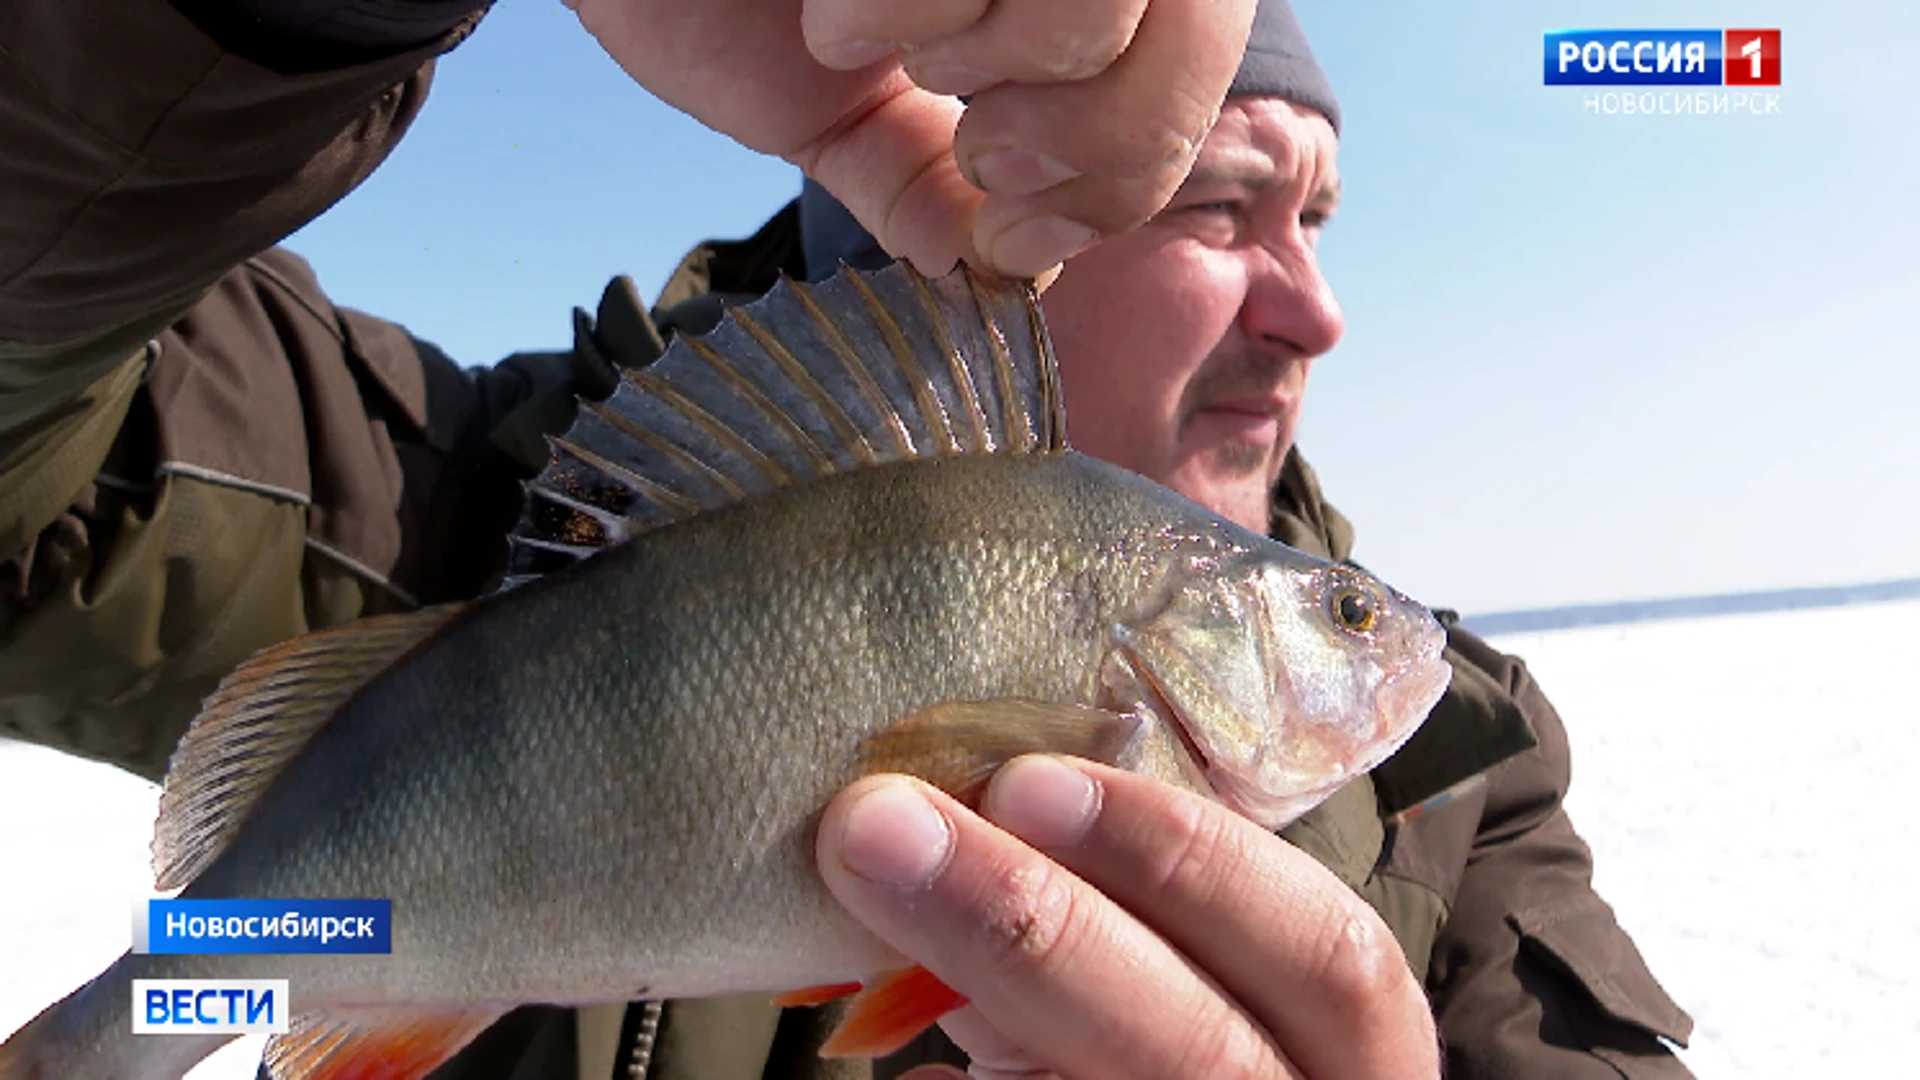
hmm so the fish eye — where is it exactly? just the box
[1329,585,1378,634]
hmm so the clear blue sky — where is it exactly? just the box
[286,0,1919,614]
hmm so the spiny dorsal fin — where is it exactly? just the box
[152,605,466,890]
[508,263,1064,581]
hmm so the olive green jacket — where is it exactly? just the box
[0,2,1693,1076]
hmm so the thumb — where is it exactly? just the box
[785,75,985,277]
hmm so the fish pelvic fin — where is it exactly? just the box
[509,263,1066,580]
[263,1007,504,1080]
[819,966,968,1060]
[858,699,1143,806]
[152,604,468,891]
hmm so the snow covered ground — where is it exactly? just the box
[3,598,1916,1077]
[1484,598,1920,1077]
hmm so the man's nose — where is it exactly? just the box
[1240,246,1344,359]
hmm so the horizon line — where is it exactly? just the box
[1461,576,1920,636]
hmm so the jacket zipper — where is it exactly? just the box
[623,1000,662,1080]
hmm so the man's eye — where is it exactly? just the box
[1301,208,1332,230]
[1151,201,1231,229]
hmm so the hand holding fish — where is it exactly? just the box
[817,756,1442,1079]
[566,0,1256,279]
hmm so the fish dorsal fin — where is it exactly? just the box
[152,605,466,891]
[507,263,1064,581]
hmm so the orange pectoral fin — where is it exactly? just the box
[264,1007,504,1080]
[819,965,969,1059]
[772,981,864,1008]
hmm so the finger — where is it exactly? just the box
[816,775,1300,1080]
[898,1068,1057,1080]
[955,0,1257,275]
[787,74,984,275]
[961,0,1252,186]
[899,0,1151,96]
[802,0,989,69]
[980,756,1442,1080]
[575,0,865,157]
[574,1,981,275]
[936,1005,1051,1074]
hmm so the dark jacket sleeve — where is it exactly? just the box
[1426,629,1696,1078]
[171,0,492,73]
[0,0,471,558]
[0,0,466,352]
[0,0,561,780]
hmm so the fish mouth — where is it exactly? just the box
[1377,654,1453,750]
[1373,605,1452,746]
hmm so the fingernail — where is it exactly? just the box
[909,62,998,97]
[984,756,1099,849]
[968,148,1081,197]
[836,779,954,887]
[813,39,895,68]
[986,216,1098,279]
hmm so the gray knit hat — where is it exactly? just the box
[802,0,1340,279]
[1229,0,1339,133]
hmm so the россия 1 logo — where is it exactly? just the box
[1545,30,1781,86]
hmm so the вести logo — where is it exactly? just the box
[131,980,290,1035]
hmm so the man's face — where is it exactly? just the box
[1040,98,1343,534]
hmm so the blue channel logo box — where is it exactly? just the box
[1545,30,1723,86]
[136,898,391,955]
[132,979,290,1035]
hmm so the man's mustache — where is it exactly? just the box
[1179,350,1306,418]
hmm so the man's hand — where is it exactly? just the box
[568,0,1255,279]
[814,755,1441,1079]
